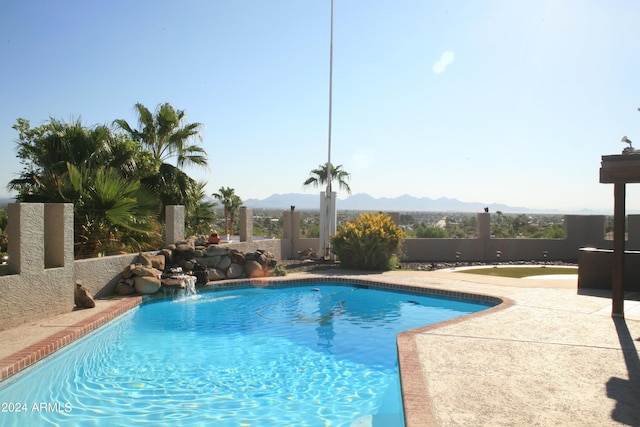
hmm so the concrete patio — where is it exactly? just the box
[385,269,640,426]
[0,270,639,426]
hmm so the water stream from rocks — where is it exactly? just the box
[183,275,197,297]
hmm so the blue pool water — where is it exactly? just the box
[0,282,492,426]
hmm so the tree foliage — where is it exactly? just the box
[9,118,153,200]
[415,224,449,238]
[213,187,242,236]
[114,103,207,168]
[67,164,161,257]
[185,181,218,236]
[114,102,208,217]
[9,102,211,258]
[303,163,352,194]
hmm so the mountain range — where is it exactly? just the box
[0,194,610,214]
[243,193,607,214]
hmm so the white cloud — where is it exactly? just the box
[432,51,455,74]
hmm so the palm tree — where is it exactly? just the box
[185,181,218,236]
[9,118,140,201]
[114,103,207,168]
[66,163,160,258]
[303,163,352,194]
[114,103,208,210]
[228,194,243,238]
[9,117,163,257]
[212,186,237,236]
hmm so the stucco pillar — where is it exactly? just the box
[477,212,490,240]
[8,203,45,275]
[282,210,292,259]
[477,212,490,261]
[387,212,400,226]
[281,209,301,259]
[292,210,301,251]
[44,203,74,269]
[165,205,185,245]
[319,191,337,259]
[239,207,253,242]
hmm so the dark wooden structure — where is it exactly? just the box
[599,154,640,317]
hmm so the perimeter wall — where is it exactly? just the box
[283,211,640,262]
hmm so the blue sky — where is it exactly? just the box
[1,0,640,212]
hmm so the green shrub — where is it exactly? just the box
[330,212,403,270]
[415,224,449,238]
[271,264,287,276]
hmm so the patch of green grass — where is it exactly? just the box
[456,266,578,278]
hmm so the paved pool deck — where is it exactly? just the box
[1,270,639,426]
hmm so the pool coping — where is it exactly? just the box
[396,294,514,426]
[0,275,506,427]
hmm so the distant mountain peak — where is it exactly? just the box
[242,192,553,213]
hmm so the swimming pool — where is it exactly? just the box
[0,280,494,426]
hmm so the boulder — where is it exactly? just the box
[255,252,267,266]
[74,282,95,309]
[134,276,161,294]
[229,250,246,265]
[160,247,172,258]
[115,282,135,295]
[161,277,186,288]
[207,268,226,281]
[178,259,195,271]
[196,256,219,268]
[245,260,265,278]
[216,255,232,271]
[175,243,195,257]
[131,265,162,277]
[192,263,208,284]
[297,248,318,260]
[226,263,244,279]
[206,256,221,268]
[192,235,207,246]
[256,249,275,267]
[206,245,228,256]
[121,263,137,279]
[138,252,166,271]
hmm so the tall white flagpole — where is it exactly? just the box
[321,0,335,260]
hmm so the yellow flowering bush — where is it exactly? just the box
[330,212,403,270]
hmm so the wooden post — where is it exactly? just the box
[612,182,625,317]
